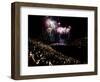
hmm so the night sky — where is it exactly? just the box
[28,15,88,43]
[28,15,88,64]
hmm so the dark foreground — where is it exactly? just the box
[28,39,87,66]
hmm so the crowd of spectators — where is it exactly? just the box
[28,39,80,66]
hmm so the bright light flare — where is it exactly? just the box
[57,27,66,34]
[57,26,71,34]
[45,19,56,29]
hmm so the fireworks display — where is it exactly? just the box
[44,17,72,45]
[28,15,88,66]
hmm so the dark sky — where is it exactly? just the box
[28,15,88,41]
